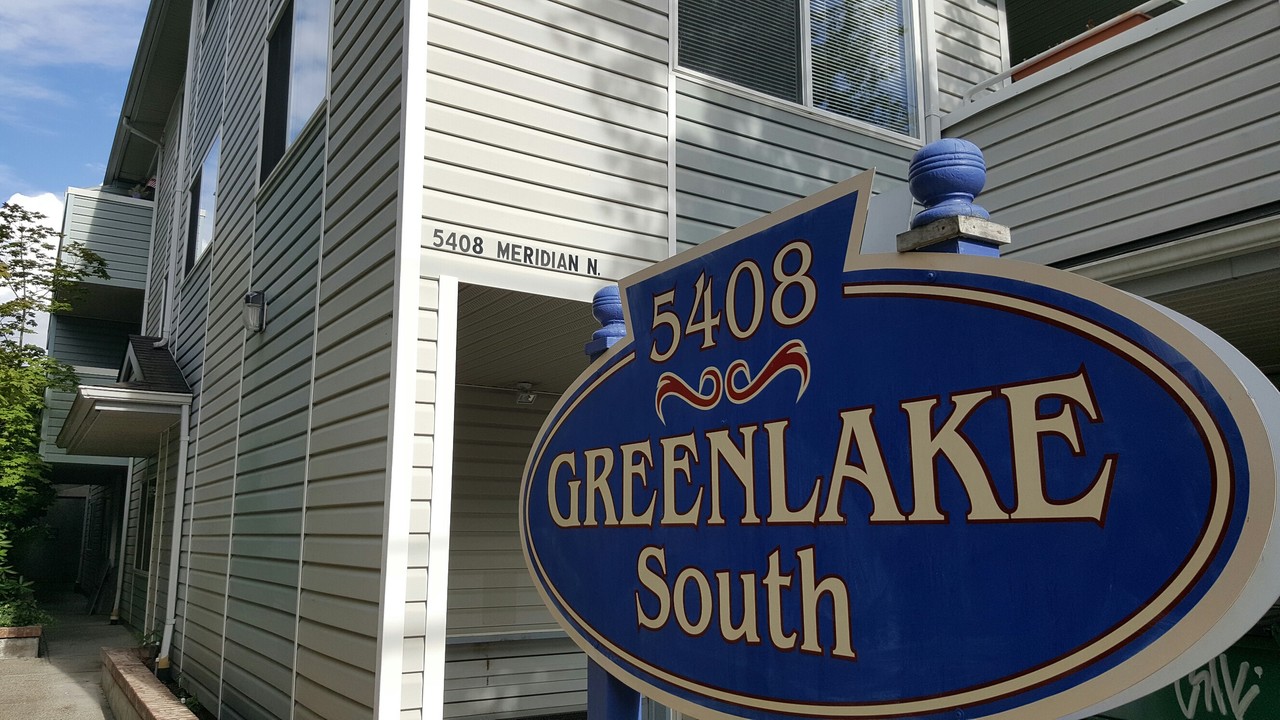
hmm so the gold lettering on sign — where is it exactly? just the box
[1003,369,1116,523]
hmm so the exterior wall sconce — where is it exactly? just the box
[243,291,267,333]
[514,382,537,405]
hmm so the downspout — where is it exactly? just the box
[109,460,136,624]
[919,0,943,142]
[156,401,191,678]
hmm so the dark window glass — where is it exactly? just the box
[262,4,293,181]
[261,0,329,181]
[679,0,802,104]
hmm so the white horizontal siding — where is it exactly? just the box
[446,387,557,636]
[444,638,586,719]
[423,0,670,280]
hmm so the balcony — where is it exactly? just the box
[940,0,1280,381]
[942,0,1278,267]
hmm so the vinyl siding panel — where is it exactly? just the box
[61,191,154,290]
[48,316,138,368]
[298,0,403,714]
[444,639,586,719]
[172,0,244,711]
[404,277,438,716]
[445,387,556,636]
[422,0,671,280]
[943,0,1280,265]
[934,0,1005,113]
[149,427,182,639]
[190,0,226,173]
[121,455,155,630]
[215,86,326,720]
[674,77,915,253]
[146,101,184,336]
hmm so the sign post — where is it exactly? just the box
[531,139,1280,720]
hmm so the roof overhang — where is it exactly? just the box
[103,0,192,189]
[57,385,191,457]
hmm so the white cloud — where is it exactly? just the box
[4,192,65,350]
[7,192,65,230]
[0,0,146,69]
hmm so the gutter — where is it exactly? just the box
[156,401,191,678]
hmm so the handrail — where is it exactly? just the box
[963,0,1183,103]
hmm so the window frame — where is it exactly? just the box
[261,0,330,183]
[186,133,221,271]
[673,0,924,140]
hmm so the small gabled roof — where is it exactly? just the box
[119,335,192,394]
[56,335,192,457]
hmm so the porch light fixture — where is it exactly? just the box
[514,382,537,405]
[243,291,267,333]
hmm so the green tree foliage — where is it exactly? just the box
[0,202,107,623]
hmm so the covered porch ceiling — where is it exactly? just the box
[455,283,599,398]
[57,386,189,457]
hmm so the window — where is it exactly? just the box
[262,0,330,180]
[679,0,918,137]
[186,134,220,270]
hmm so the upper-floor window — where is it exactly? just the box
[187,134,220,270]
[262,0,330,181]
[678,0,918,137]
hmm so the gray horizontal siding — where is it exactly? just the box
[935,0,1005,113]
[674,77,915,252]
[215,79,327,720]
[146,99,183,337]
[423,0,671,278]
[48,316,137,368]
[122,455,155,631]
[298,0,404,714]
[944,0,1280,265]
[63,191,153,290]
[178,0,242,712]
[190,0,226,174]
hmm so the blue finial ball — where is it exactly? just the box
[586,285,626,359]
[908,138,990,228]
[592,286,623,330]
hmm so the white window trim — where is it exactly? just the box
[671,0,926,143]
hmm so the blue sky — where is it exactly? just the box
[0,0,149,212]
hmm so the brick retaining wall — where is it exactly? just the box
[100,647,196,720]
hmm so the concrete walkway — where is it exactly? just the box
[0,592,135,720]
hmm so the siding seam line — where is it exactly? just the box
[290,4,330,713]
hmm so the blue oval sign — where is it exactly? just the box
[519,174,1280,719]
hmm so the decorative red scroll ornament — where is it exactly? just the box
[654,340,810,423]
